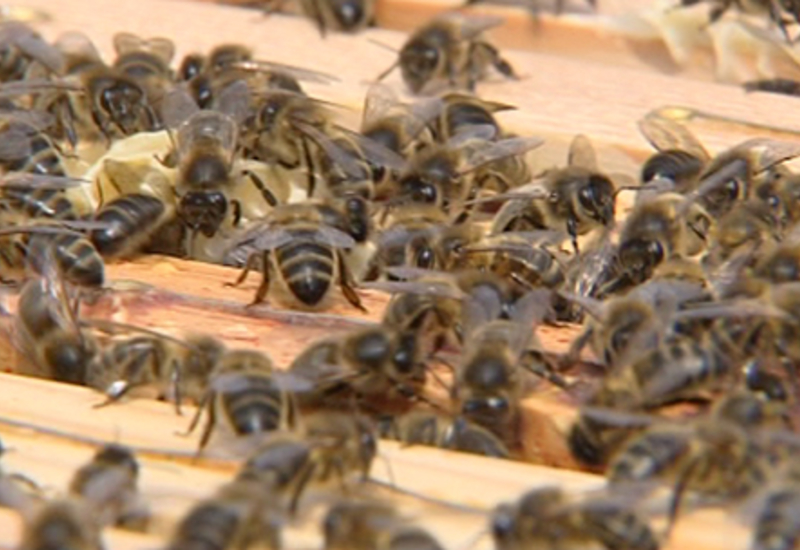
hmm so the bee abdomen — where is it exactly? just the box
[92,193,166,257]
[170,502,240,550]
[28,234,105,288]
[223,377,283,435]
[277,240,334,306]
[608,431,689,484]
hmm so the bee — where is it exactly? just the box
[68,444,148,530]
[360,84,439,165]
[744,77,800,97]
[489,134,616,253]
[111,32,175,107]
[565,279,709,369]
[269,0,376,35]
[17,500,104,550]
[453,289,566,445]
[166,477,282,550]
[224,201,366,311]
[240,411,377,513]
[598,192,712,297]
[379,410,510,458]
[84,323,224,412]
[0,110,69,180]
[639,114,800,218]
[754,165,800,229]
[491,486,659,550]
[395,127,543,218]
[241,89,334,195]
[323,499,444,550]
[430,92,515,143]
[182,348,300,456]
[607,391,783,526]
[378,13,518,94]
[77,65,161,143]
[14,271,97,385]
[289,324,427,411]
[702,199,782,269]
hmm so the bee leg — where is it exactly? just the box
[231,200,243,228]
[307,0,328,37]
[288,463,317,516]
[337,251,367,312]
[563,326,593,370]
[567,217,580,254]
[479,42,518,80]
[520,349,570,389]
[170,361,183,416]
[252,251,272,305]
[302,137,317,198]
[225,252,261,288]
[243,169,279,207]
[193,397,217,459]
[665,457,702,537]
[175,391,210,438]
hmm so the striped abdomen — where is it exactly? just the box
[275,228,335,307]
[221,374,284,436]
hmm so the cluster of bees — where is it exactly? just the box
[2,0,800,548]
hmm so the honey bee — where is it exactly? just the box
[489,134,616,253]
[607,391,783,526]
[744,77,800,97]
[84,323,224,412]
[379,410,510,458]
[454,289,566,445]
[491,486,659,550]
[703,199,782,269]
[289,324,427,411]
[396,127,543,217]
[379,13,518,94]
[267,0,376,35]
[360,84,439,165]
[224,201,366,311]
[14,271,97,385]
[111,32,175,107]
[323,499,444,550]
[565,279,708,369]
[240,411,377,513]
[166,477,283,550]
[183,348,301,455]
[68,444,148,530]
[639,114,800,218]
[598,193,712,297]
[17,500,104,550]
[431,92,514,143]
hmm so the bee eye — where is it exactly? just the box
[578,185,596,209]
[415,246,435,269]
[725,179,739,198]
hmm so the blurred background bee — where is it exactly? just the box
[378,13,518,94]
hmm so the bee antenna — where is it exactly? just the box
[368,38,399,54]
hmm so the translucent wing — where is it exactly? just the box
[13,28,64,74]
[215,80,251,125]
[0,126,32,159]
[439,13,506,40]
[53,31,102,64]
[253,225,355,250]
[113,32,175,64]
[568,134,598,171]
[362,82,400,129]
[461,136,544,174]
[1,173,88,189]
[160,87,200,130]
[637,115,710,160]
[177,111,238,160]
[232,60,339,84]
[733,138,800,172]
[361,280,466,300]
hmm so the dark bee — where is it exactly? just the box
[379,13,518,94]
[17,500,104,550]
[225,201,365,311]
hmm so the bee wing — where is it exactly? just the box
[567,134,598,171]
[0,107,54,130]
[362,82,400,128]
[254,225,356,250]
[631,279,707,309]
[232,60,339,84]
[0,126,32,159]
[160,87,200,130]
[377,225,437,250]
[447,123,498,148]
[215,80,251,126]
[734,138,800,172]
[13,31,64,74]
[578,405,657,429]
[447,13,506,40]
[362,280,466,299]
[113,32,174,64]
[384,266,449,282]
[53,30,102,64]
[462,285,505,331]
[0,79,81,98]
[296,123,368,180]
[467,179,549,205]
[557,291,603,319]
[565,230,616,298]
[461,136,544,175]
[673,299,789,322]
[686,157,749,205]
[177,111,238,159]
[1,173,88,189]
[637,115,710,160]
